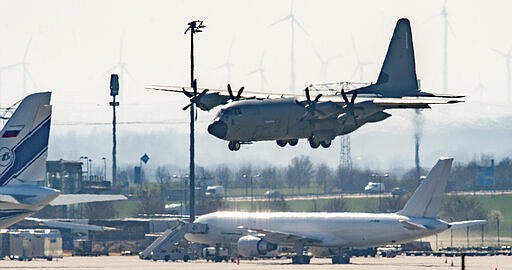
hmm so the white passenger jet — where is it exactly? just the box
[185,157,486,264]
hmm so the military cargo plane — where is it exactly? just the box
[148,18,463,151]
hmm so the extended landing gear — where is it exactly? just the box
[276,139,299,147]
[291,243,311,264]
[291,255,311,264]
[308,139,332,149]
[331,247,350,264]
[228,141,241,151]
[331,255,350,264]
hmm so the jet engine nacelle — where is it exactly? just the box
[237,235,277,257]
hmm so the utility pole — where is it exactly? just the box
[185,20,205,223]
[109,74,119,190]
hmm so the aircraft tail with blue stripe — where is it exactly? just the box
[0,92,52,186]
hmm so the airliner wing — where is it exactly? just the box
[25,217,117,231]
[49,194,127,206]
[241,227,322,245]
[449,220,487,230]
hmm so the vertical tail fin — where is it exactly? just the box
[357,18,419,97]
[398,157,453,218]
[0,92,52,186]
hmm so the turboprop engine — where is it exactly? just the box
[237,235,277,257]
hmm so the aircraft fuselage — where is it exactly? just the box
[207,98,373,150]
[185,211,450,248]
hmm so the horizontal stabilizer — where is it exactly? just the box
[449,220,487,230]
[49,194,127,206]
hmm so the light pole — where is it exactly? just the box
[102,157,106,181]
[109,74,119,190]
[184,20,205,223]
[243,174,260,211]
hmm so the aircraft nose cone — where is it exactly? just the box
[208,121,227,139]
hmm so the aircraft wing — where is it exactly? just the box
[371,97,463,109]
[49,194,127,206]
[449,220,487,230]
[239,226,322,245]
[25,217,117,231]
[146,85,297,111]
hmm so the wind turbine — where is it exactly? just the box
[493,47,512,102]
[215,39,235,84]
[106,34,134,102]
[15,38,37,95]
[312,45,340,83]
[247,52,268,91]
[440,0,452,92]
[473,74,486,103]
[270,0,308,94]
[351,38,374,82]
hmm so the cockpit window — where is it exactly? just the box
[220,107,242,116]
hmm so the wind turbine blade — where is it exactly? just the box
[119,33,125,63]
[351,36,360,62]
[293,18,309,36]
[312,45,323,62]
[122,67,135,81]
[23,36,33,61]
[247,69,259,75]
[259,52,265,66]
[269,15,291,27]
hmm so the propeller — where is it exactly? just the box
[300,87,324,118]
[182,79,209,111]
[341,89,358,125]
[227,83,245,101]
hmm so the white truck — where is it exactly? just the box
[364,182,385,193]
[205,186,225,198]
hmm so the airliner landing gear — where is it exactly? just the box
[308,139,320,149]
[276,140,287,147]
[320,140,332,148]
[288,139,299,146]
[228,141,241,151]
[331,248,350,264]
[291,243,311,264]
[291,255,311,264]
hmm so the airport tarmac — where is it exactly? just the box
[0,255,510,270]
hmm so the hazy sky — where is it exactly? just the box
[1,0,511,173]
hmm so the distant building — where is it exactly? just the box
[46,160,111,194]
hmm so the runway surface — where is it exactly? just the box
[0,255,510,270]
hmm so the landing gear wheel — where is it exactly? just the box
[288,139,299,146]
[309,139,320,149]
[331,255,350,264]
[320,140,332,148]
[276,140,288,147]
[228,141,241,151]
[292,255,311,264]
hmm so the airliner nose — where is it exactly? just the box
[208,121,227,139]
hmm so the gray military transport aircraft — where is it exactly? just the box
[184,157,486,264]
[148,18,463,151]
